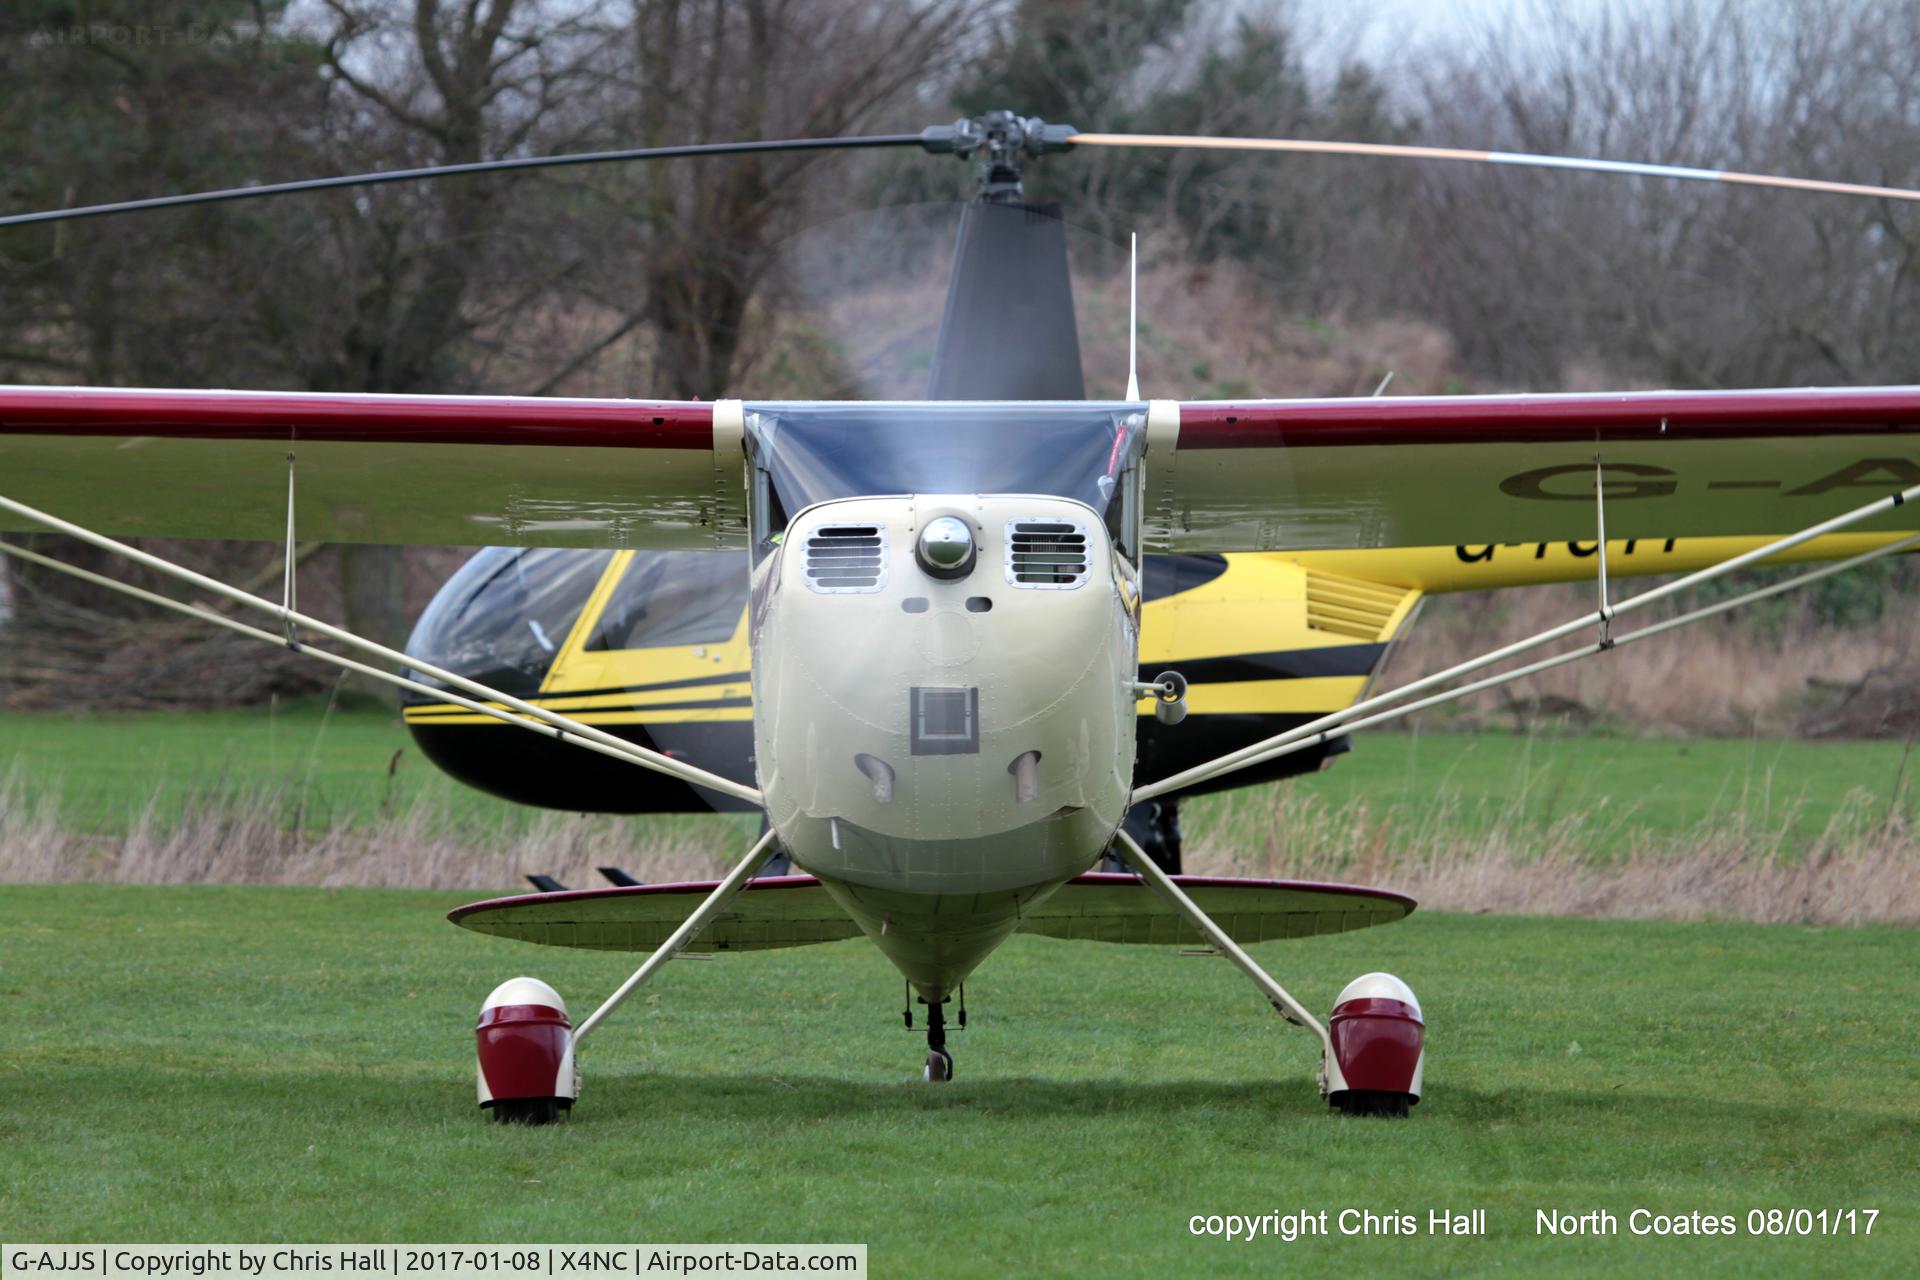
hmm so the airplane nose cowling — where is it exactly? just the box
[475,975,577,1124]
[751,494,1136,995]
[1326,971,1424,1117]
[754,495,1134,900]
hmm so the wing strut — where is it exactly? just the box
[1241,529,1920,777]
[571,829,778,1046]
[0,493,762,806]
[1136,478,1920,802]
[1111,829,1347,1095]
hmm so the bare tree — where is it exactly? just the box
[0,0,986,706]
[1406,0,1920,391]
[522,0,987,400]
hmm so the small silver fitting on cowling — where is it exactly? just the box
[916,516,976,580]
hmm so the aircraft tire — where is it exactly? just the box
[490,1098,565,1125]
[1333,1090,1411,1119]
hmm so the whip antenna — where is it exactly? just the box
[1126,232,1140,401]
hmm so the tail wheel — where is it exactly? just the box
[924,1048,954,1083]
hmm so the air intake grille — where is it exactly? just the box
[1005,518,1090,588]
[804,525,887,593]
[1304,570,1414,640]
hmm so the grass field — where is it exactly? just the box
[1211,726,1919,847]
[6,705,1916,924]
[0,703,549,836]
[1,884,1914,1275]
[3,703,1913,847]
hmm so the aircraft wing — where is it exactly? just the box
[1015,872,1413,942]
[449,876,865,953]
[13,383,1915,556]
[0,386,740,548]
[447,871,1412,953]
[1159,387,1920,552]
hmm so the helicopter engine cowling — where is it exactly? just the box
[475,976,576,1124]
[1325,971,1424,1115]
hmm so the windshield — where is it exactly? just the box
[744,402,1143,525]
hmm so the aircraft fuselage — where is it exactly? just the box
[753,493,1137,997]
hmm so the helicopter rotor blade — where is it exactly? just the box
[0,133,925,229]
[20,118,1919,232]
[1066,132,1920,205]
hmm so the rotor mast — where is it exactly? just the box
[918,111,1087,400]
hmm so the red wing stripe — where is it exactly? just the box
[1178,388,1920,449]
[0,386,712,449]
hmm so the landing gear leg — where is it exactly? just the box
[1111,828,1343,1098]
[923,999,953,1083]
[474,829,778,1125]
[571,829,778,1044]
[1114,829,1425,1113]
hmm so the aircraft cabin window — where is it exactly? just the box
[1104,459,1143,564]
[587,551,750,651]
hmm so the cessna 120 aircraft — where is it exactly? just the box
[2,112,1918,1123]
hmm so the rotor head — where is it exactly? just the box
[920,111,1077,202]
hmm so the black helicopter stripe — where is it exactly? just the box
[542,670,753,700]
[404,669,751,709]
[1141,644,1386,685]
[408,695,753,719]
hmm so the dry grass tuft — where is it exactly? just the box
[1388,582,1920,739]
[7,767,1915,926]
[0,768,739,893]
[1185,788,1920,926]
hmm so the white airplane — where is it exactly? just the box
[2,114,1917,1122]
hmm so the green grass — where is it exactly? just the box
[3,706,1914,849]
[0,702,528,834]
[1266,730,1919,844]
[0,886,1913,1275]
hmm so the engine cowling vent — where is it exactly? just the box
[1304,570,1416,641]
[804,524,887,593]
[1005,518,1090,588]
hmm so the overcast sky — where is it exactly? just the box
[1291,0,1619,80]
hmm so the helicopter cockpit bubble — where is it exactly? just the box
[403,547,613,698]
[401,546,758,815]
